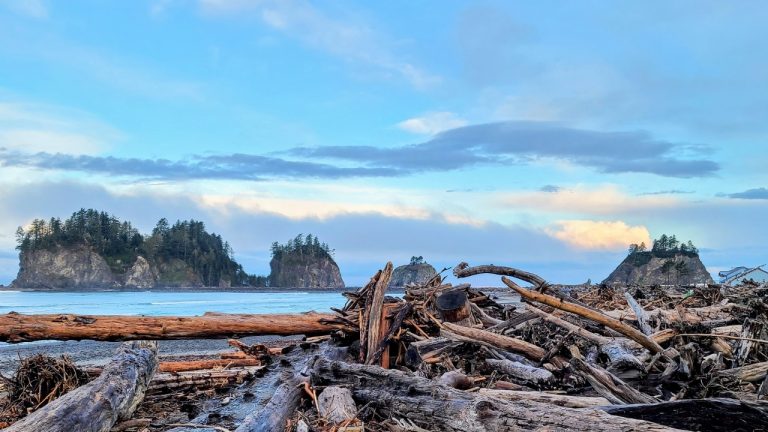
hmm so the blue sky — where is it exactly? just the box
[0,0,766,286]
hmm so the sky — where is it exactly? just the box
[0,0,766,286]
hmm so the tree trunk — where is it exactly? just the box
[5,341,158,432]
[311,358,680,432]
[437,289,472,323]
[0,311,346,343]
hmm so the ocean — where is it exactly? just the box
[0,290,349,316]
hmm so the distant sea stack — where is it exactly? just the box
[388,256,437,289]
[268,234,344,289]
[603,234,714,286]
[12,209,255,289]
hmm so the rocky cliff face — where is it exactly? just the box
[603,252,714,286]
[269,253,344,289]
[388,263,437,288]
[13,247,206,289]
[123,256,157,289]
[13,245,116,289]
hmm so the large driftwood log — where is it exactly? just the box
[234,369,307,432]
[235,343,349,432]
[503,277,664,354]
[311,358,680,431]
[437,289,472,323]
[441,321,546,361]
[477,389,610,408]
[0,311,346,343]
[601,398,768,432]
[5,341,158,432]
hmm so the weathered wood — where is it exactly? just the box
[717,361,768,382]
[470,302,503,327]
[318,386,357,425]
[624,291,653,335]
[0,311,347,343]
[570,357,656,405]
[234,369,306,432]
[147,367,263,395]
[486,358,554,387]
[405,337,461,367]
[735,319,764,367]
[367,302,412,366]
[5,341,158,432]
[441,321,546,361]
[357,269,382,362]
[504,277,664,354]
[311,358,680,431]
[603,304,737,327]
[454,262,546,287]
[525,305,644,373]
[478,389,611,408]
[365,262,393,365]
[601,398,768,432]
[436,289,472,323]
[158,358,261,373]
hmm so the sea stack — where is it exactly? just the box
[603,235,714,286]
[388,256,437,289]
[268,234,345,289]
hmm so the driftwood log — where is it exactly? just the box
[436,289,472,322]
[5,341,158,432]
[570,358,656,404]
[311,358,680,431]
[0,311,346,343]
[601,398,768,432]
[440,321,546,361]
[485,358,554,387]
[477,389,611,408]
[318,386,357,425]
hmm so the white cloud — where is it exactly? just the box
[0,100,118,155]
[198,0,440,89]
[397,112,468,135]
[499,184,683,216]
[2,0,48,19]
[547,220,650,250]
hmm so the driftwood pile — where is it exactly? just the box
[0,262,767,431]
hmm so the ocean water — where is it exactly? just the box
[0,290,348,316]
